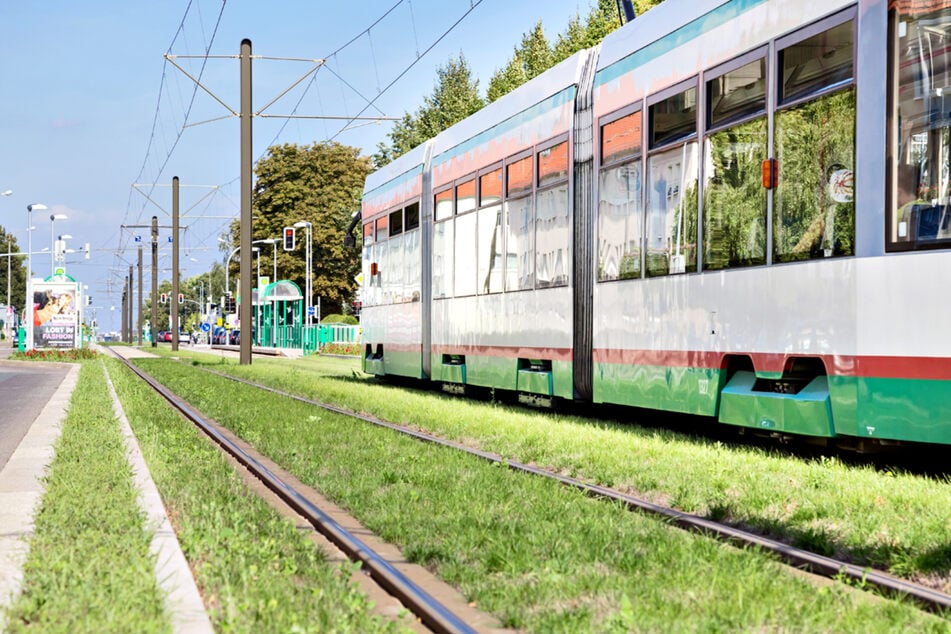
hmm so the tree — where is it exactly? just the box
[230,141,372,316]
[373,55,484,166]
[0,229,27,322]
[488,22,553,102]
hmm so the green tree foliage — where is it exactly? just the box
[487,22,554,102]
[229,142,371,316]
[0,229,27,317]
[373,56,484,166]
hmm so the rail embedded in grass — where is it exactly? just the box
[2,360,168,633]
[103,357,414,633]
[159,349,951,595]
[130,356,950,631]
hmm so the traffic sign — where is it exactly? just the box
[307,305,315,316]
[200,322,211,332]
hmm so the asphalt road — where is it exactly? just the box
[0,360,71,471]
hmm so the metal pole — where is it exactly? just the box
[6,235,10,340]
[151,216,158,347]
[272,240,277,282]
[172,176,180,352]
[26,205,32,350]
[122,283,128,342]
[239,38,253,365]
[128,265,134,344]
[49,218,54,276]
[137,246,143,345]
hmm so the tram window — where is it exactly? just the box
[433,218,454,299]
[435,188,453,221]
[538,141,569,188]
[536,183,570,288]
[405,202,420,231]
[404,228,421,302]
[703,117,767,270]
[387,235,403,303]
[389,209,403,236]
[507,155,533,198]
[504,196,534,291]
[779,20,853,105]
[477,203,504,294]
[375,215,389,241]
[480,168,502,207]
[363,221,374,246]
[774,88,855,262]
[890,4,951,248]
[646,142,699,276]
[598,160,642,281]
[650,86,697,148]
[708,58,766,129]
[602,110,642,165]
[456,179,477,214]
[454,211,477,296]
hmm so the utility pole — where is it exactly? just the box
[171,176,180,352]
[137,246,143,345]
[128,265,134,345]
[151,216,158,347]
[239,38,253,365]
[121,284,128,342]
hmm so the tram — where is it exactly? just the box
[358,0,951,446]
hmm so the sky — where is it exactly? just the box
[0,0,601,333]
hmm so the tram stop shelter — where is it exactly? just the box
[254,280,304,350]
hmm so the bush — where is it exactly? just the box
[320,314,358,325]
[320,342,360,356]
[13,348,98,362]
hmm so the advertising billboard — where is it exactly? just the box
[31,282,79,349]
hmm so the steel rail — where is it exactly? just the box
[196,365,951,616]
[106,349,477,634]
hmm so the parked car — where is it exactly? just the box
[229,329,240,345]
[212,327,227,345]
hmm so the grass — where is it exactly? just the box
[103,357,414,633]
[134,354,951,631]
[3,360,168,633]
[162,349,951,590]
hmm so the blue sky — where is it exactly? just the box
[0,0,598,332]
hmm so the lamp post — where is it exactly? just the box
[2,190,11,339]
[293,221,312,328]
[49,213,67,276]
[225,245,241,297]
[252,238,278,283]
[26,203,47,349]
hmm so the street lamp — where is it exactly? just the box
[1,191,12,340]
[252,238,279,284]
[293,221,313,328]
[49,213,67,276]
[26,204,48,349]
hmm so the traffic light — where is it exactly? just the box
[283,226,296,251]
[160,292,167,304]
[224,295,236,314]
[86,295,92,306]
[178,293,184,304]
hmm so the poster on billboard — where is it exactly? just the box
[32,282,78,349]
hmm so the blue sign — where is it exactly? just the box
[134,235,142,243]
[307,305,315,316]
[167,236,173,243]
[200,322,211,332]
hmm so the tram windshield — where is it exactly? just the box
[892,1,951,247]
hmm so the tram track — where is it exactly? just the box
[104,347,483,634]
[178,359,951,617]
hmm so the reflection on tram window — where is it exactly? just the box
[433,219,454,299]
[505,196,534,291]
[646,143,699,276]
[598,160,642,281]
[703,117,768,270]
[535,184,570,288]
[892,5,951,247]
[774,89,855,262]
